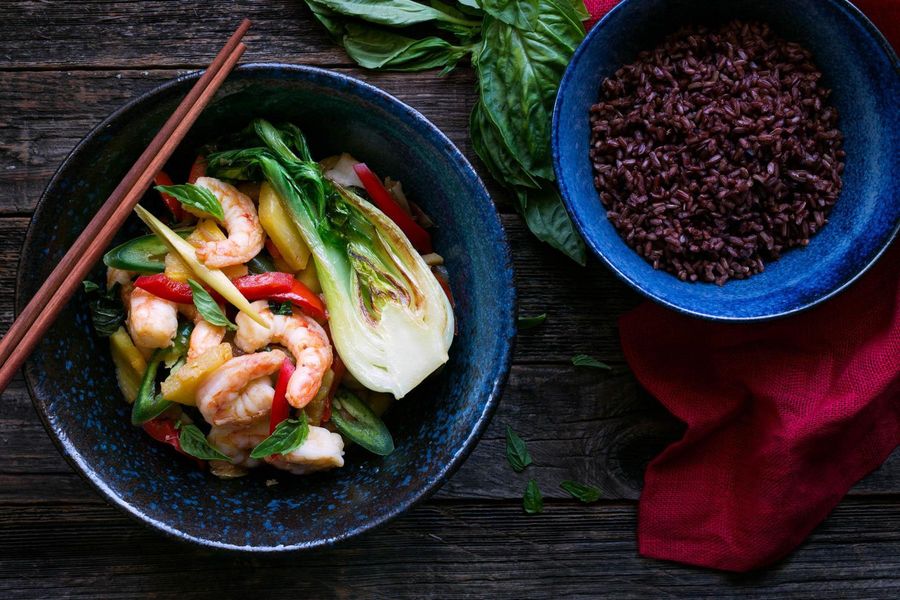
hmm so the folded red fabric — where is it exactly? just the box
[586,0,900,572]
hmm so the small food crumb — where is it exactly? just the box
[265,479,279,487]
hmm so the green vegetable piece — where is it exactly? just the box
[250,415,310,459]
[131,350,172,425]
[342,22,471,72]
[102,231,191,273]
[177,423,231,461]
[188,279,237,331]
[331,389,395,456]
[82,280,100,293]
[89,282,125,337]
[268,301,293,316]
[505,425,532,472]
[560,480,602,503]
[571,354,612,370]
[247,253,278,274]
[523,479,544,514]
[313,0,480,27]
[517,186,587,265]
[154,183,224,221]
[162,321,194,369]
[517,313,546,331]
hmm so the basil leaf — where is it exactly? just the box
[523,479,544,514]
[470,101,539,189]
[343,22,471,72]
[476,5,582,180]
[188,279,236,330]
[570,0,590,21]
[517,186,587,265]
[268,300,294,316]
[154,183,224,221]
[505,425,532,472]
[313,0,479,27]
[517,313,546,330]
[571,354,612,370]
[307,0,347,40]
[82,280,100,293]
[178,423,231,461]
[457,0,482,9]
[250,415,310,459]
[560,480,601,503]
[89,282,125,337]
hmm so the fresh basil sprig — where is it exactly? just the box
[523,479,544,514]
[571,354,612,370]
[86,282,125,337]
[301,0,589,264]
[268,300,294,316]
[154,183,224,221]
[177,423,231,462]
[188,279,236,330]
[250,414,310,459]
[560,480,601,503]
[505,425,532,472]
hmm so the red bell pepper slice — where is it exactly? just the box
[188,155,207,184]
[269,358,296,433]
[134,274,194,304]
[269,279,328,321]
[154,171,187,221]
[232,272,294,299]
[142,417,204,468]
[321,355,345,424]
[352,163,433,254]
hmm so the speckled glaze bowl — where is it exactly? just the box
[17,64,515,550]
[553,0,900,320]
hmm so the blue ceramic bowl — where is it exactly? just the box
[17,65,515,550]
[553,0,900,320]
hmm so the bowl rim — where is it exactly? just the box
[552,0,900,322]
[16,62,517,552]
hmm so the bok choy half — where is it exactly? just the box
[207,119,454,398]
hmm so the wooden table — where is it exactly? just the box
[1,2,898,597]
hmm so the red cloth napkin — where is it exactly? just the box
[586,0,900,572]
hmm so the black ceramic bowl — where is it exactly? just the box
[17,64,515,550]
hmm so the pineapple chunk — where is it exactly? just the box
[297,261,322,294]
[160,343,232,405]
[259,182,310,271]
[109,327,146,404]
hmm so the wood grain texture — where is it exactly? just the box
[0,68,486,213]
[0,499,898,598]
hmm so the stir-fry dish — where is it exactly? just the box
[85,119,455,479]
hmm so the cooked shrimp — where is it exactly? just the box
[195,350,286,426]
[265,425,345,474]
[127,287,178,349]
[193,177,265,268]
[177,305,226,361]
[234,300,332,409]
[207,417,270,469]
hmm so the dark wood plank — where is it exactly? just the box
[0,68,486,214]
[1,499,898,598]
[1,1,350,70]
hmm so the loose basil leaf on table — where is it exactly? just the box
[517,313,546,330]
[178,423,232,462]
[505,425,533,472]
[523,479,544,514]
[154,183,224,221]
[571,354,612,370]
[188,279,237,331]
[560,480,602,503]
[250,415,310,459]
[88,282,125,337]
[331,389,395,456]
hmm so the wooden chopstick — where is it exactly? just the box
[0,19,251,393]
